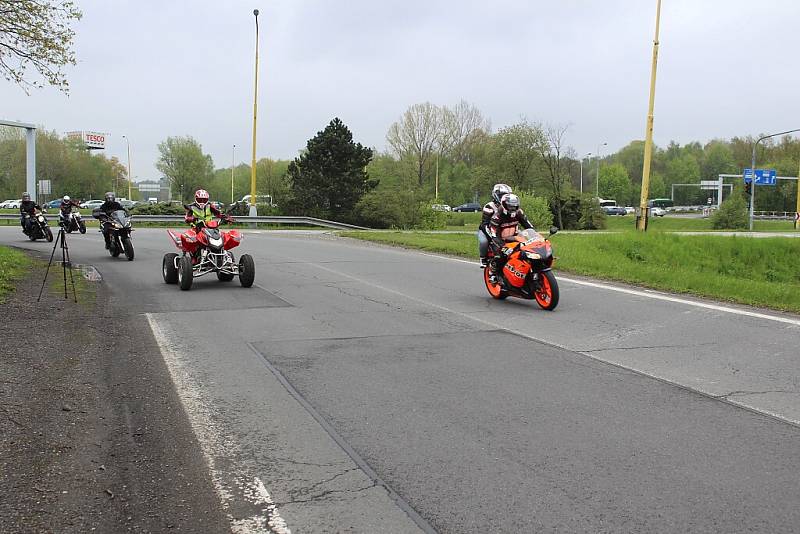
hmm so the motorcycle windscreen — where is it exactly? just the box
[503,255,531,288]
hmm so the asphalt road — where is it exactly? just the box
[3,225,800,533]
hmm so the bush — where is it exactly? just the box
[578,197,607,230]
[710,193,748,230]
[354,189,418,229]
[130,202,185,215]
[417,201,447,230]
[518,193,554,230]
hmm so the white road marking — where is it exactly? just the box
[307,262,800,427]
[414,251,800,327]
[145,314,291,534]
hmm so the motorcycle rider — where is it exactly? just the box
[483,193,534,284]
[19,192,42,234]
[58,195,81,227]
[477,183,513,268]
[184,189,225,230]
[93,192,127,249]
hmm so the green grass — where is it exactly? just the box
[340,231,800,313]
[0,246,32,301]
[603,216,798,232]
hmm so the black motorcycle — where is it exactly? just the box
[23,209,54,242]
[96,209,134,260]
[60,208,86,234]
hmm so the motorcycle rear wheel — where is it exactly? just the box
[533,270,559,311]
[483,264,508,300]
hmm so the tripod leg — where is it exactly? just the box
[60,230,68,299]
[37,227,61,302]
[62,229,77,303]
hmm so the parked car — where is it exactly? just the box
[603,206,627,216]
[1,199,22,209]
[45,199,63,209]
[452,202,482,212]
[80,199,104,209]
[624,206,635,215]
[650,207,666,217]
[431,204,451,212]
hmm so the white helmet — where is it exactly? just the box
[63,195,70,202]
[492,183,512,204]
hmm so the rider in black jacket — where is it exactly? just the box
[481,193,533,283]
[19,192,41,234]
[92,192,127,248]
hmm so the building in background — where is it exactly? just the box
[136,177,171,202]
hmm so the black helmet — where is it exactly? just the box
[492,183,512,204]
[22,192,31,201]
[500,193,520,216]
[105,191,115,202]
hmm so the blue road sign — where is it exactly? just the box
[743,168,777,186]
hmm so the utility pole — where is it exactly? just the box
[636,0,662,232]
[796,160,800,230]
[595,143,607,198]
[231,144,236,204]
[249,9,260,217]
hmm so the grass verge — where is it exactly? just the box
[0,246,32,301]
[340,231,800,313]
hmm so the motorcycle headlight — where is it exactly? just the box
[209,237,223,247]
[37,216,44,222]
[524,251,541,260]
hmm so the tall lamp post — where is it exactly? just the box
[231,144,236,204]
[636,0,663,231]
[748,128,800,230]
[249,9,260,217]
[122,135,132,200]
[580,152,592,194]
[595,142,607,198]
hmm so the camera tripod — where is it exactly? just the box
[38,225,77,303]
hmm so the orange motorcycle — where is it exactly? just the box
[483,228,559,310]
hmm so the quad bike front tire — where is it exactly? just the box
[162,253,178,284]
[178,256,193,290]
[238,254,255,288]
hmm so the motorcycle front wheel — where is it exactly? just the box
[45,227,53,242]
[79,221,86,234]
[122,237,134,261]
[532,270,559,311]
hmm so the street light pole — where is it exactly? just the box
[748,128,800,230]
[636,0,663,232]
[595,143,607,198]
[231,144,236,204]
[580,152,592,194]
[122,135,132,200]
[249,9,260,217]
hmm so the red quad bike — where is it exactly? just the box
[162,214,255,291]
[484,227,560,310]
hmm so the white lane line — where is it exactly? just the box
[414,251,800,327]
[307,262,800,427]
[145,314,291,534]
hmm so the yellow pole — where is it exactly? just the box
[249,9,260,216]
[123,135,132,200]
[795,160,800,230]
[637,0,662,231]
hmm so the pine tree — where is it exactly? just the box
[288,118,375,220]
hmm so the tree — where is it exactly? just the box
[156,136,215,203]
[387,102,443,187]
[599,163,631,205]
[0,0,82,93]
[289,118,374,220]
[537,123,574,229]
[440,100,491,163]
[490,119,544,192]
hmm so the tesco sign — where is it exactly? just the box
[65,130,107,150]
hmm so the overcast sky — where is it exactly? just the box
[2,0,799,181]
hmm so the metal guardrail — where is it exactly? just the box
[0,213,369,230]
[753,211,795,220]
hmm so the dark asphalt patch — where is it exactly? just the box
[144,282,292,312]
[253,331,800,534]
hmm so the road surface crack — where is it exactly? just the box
[714,389,796,399]
[578,342,716,353]
[287,467,360,501]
